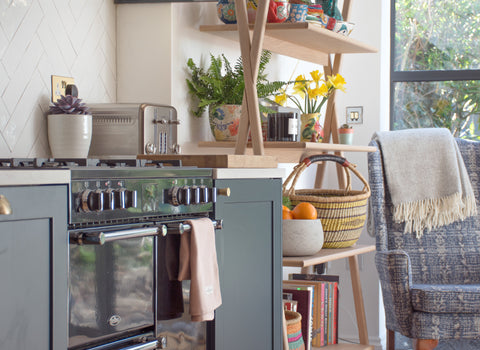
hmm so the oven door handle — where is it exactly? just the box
[119,340,159,350]
[70,226,166,245]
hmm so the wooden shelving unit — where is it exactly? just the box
[199,1,378,187]
[284,245,376,350]
[199,22,377,65]
[200,4,378,348]
[198,141,376,163]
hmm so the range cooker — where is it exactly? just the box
[0,158,223,350]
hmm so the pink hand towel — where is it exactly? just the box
[178,218,222,321]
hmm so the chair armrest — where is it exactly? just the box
[376,250,414,337]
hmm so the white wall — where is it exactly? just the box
[0,0,116,157]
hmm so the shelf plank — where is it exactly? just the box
[282,244,375,268]
[138,154,278,168]
[199,22,378,65]
[198,141,377,163]
[313,344,374,350]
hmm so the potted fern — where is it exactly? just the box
[47,94,92,158]
[186,50,285,141]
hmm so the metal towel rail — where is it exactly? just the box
[70,219,222,245]
[165,219,223,235]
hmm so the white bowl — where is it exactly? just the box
[282,219,324,257]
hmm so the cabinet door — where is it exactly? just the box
[0,185,68,350]
[213,179,282,350]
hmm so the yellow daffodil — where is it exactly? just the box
[275,70,346,114]
[274,92,287,106]
[327,74,346,92]
[310,70,322,85]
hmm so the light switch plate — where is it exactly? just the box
[51,75,75,102]
[346,106,363,124]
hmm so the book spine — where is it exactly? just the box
[320,282,325,346]
[311,286,319,348]
[308,288,313,350]
[324,282,329,346]
[327,283,333,345]
[333,282,338,344]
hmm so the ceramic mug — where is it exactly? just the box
[246,0,290,23]
[286,3,308,23]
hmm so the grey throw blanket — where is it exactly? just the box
[373,128,477,237]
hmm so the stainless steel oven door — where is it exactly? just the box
[68,225,163,349]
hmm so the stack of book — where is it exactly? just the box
[283,274,339,348]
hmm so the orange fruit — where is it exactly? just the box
[282,205,293,220]
[291,202,317,220]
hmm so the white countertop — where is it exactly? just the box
[213,168,285,179]
[0,170,70,186]
[0,167,284,184]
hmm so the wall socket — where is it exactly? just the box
[51,75,75,102]
[346,106,363,124]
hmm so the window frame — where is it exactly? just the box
[389,0,480,129]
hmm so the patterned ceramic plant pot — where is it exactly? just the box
[300,113,324,142]
[217,0,237,24]
[338,127,354,144]
[209,104,241,141]
[286,3,308,23]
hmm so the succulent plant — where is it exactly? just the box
[49,95,90,115]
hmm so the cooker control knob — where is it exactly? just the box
[168,186,190,206]
[190,186,200,204]
[104,189,115,210]
[114,188,126,209]
[124,190,137,209]
[199,186,209,203]
[80,189,104,212]
[181,186,191,205]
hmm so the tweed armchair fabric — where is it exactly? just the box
[368,138,480,341]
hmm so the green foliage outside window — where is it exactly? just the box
[392,0,480,139]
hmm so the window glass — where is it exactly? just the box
[394,1,480,71]
[392,80,480,140]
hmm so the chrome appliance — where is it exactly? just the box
[0,158,223,350]
[87,103,180,158]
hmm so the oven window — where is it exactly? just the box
[69,235,154,348]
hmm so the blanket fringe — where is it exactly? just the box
[394,192,477,238]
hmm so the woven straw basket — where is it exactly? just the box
[283,154,371,248]
[285,310,305,350]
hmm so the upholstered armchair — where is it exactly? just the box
[368,138,480,350]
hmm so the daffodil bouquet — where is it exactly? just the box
[275,70,346,114]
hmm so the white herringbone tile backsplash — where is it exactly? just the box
[0,0,116,157]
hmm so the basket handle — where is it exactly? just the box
[282,154,370,197]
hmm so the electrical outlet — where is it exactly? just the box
[51,75,75,102]
[346,106,363,124]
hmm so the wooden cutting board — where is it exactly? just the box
[137,154,278,168]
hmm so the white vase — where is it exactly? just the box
[48,114,92,158]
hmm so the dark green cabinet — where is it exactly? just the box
[0,185,68,350]
[213,178,282,350]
